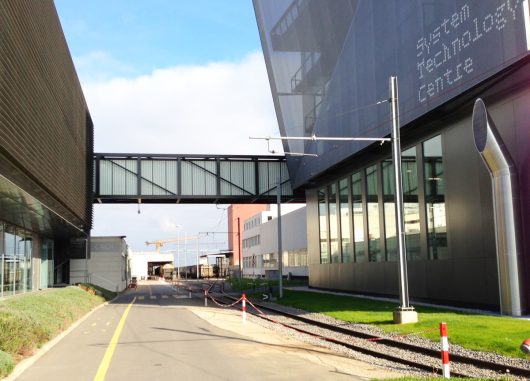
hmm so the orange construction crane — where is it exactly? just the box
[145,236,198,252]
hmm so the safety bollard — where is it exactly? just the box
[242,293,247,325]
[440,322,450,378]
[188,288,191,299]
[204,290,208,307]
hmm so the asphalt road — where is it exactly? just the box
[15,280,394,381]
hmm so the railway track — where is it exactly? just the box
[201,286,529,379]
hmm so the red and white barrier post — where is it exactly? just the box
[440,322,450,378]
[204,290,208,307]
[242,293,247,325]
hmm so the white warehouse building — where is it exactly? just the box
[242,206,307,279]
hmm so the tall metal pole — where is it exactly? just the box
[237,217,242,279]
[196,237,199,279]
[277,175,283,298]
[390,76,411,310]
[177,231,180,279]
[85,237,89,283]
[184,241,187,279]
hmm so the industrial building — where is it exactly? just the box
[254,0,530,315]
[242,206,308,279]
[0,1,93,294]
[70,237,130,292]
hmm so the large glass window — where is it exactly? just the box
[382,148,422,262]
[402,147,421,260]
[0,223,4,297]
[24,237,32,291]
[4,227,15,295]
[351,172,365,262]
[328,184,340,263]
[366,165,381,262]
[318,188,329,264]
[382,160,397,262]
[423,136,448,260]
[339,178,352,263]
[15,232,25,294]
[1,226,34,295]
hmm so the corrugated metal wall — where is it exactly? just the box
[0,1,92,230]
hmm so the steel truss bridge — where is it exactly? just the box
[93,153,305,204]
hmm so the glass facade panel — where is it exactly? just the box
[365,165,381,262]
[339,178,352,263]
[255,0,528,188]
[318,188,329,264]
[15,231,24,293]
[402,147,421,260]
[423,136,448,260]
[351,172,365,262]
[328,184,340,263]
[0,224,37,295]
[382,160,396,262]
[4,228,15,294]
[25,238,32,291]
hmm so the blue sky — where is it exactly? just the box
[53,1,284,253]
[55,0,262,80]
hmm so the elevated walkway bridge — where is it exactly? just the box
[93,153,305,204]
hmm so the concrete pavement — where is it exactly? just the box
[13,280,400,381]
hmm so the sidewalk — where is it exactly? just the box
[189,305,403,379]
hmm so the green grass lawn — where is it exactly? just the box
[276,290,530,359]
[227,277,308,292]
[0,286,105,377]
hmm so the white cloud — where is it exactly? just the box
[86,52,286,251]
[74,51,138,82]
[83,51,283,155]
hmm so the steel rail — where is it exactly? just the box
[212,291,529,379]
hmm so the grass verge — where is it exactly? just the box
[276,289,530,359]
[79,283,117,301]
[0,286,105,378]
[227,277,307,292]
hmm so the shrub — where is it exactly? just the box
[0,350,14,378]
[0,287,104,375]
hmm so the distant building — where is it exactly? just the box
[242,206,307,279]
[70,237,129,292]
[129,251,174,280]
[227,205,268,273]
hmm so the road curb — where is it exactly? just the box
[4,300,110,381]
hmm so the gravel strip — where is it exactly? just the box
[245,300,529,380]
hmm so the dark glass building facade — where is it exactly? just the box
[254,0,530,314]
[0,1,93,293]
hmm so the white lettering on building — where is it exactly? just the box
[417,0,523,103]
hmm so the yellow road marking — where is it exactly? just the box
[138,296,144,300]
[92,297,136,381]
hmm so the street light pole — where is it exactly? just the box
[390,76,417,324]
[237,217,242,279]
[277,175,283,299]
[176,225,182,280]
[196,236,200,279]
[249,76,418,323]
